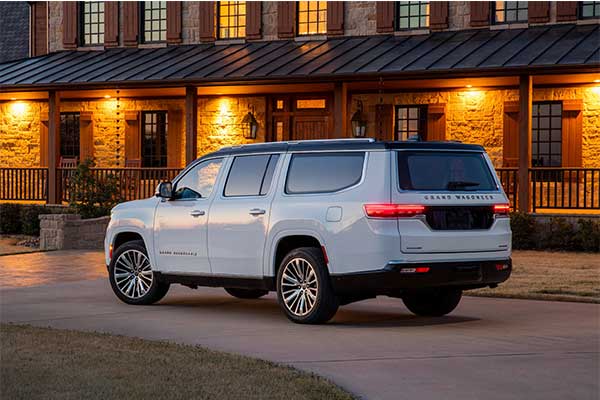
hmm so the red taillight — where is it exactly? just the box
[364,204,425,218]
[496,263,509,271]
[399,266,430,274]
[493,204,510,216]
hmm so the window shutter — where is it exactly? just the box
[167,1,182,44]
[63,2,78,49]
[278,2,296,38]
[246,1,262,40]
[375,104,394,141]
[167,110,183,168]
[430,2,449,30]
[470,1,490,27]
[528,2,550,23]
[104,1,119,47]
[426,104,446,141]
[125,111,141,162]
[40,115,49,167]
[562,100,583,167]
[79,112,94,162]
[199,1,215,42]
[32,2,48,56]
[122,2,139,47]
[503,101,519,167]
[376,2,394,33]
[327,2,344,36]
[556,1,578,22]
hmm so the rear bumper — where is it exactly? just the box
[330,258,511,295]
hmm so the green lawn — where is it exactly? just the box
[0,324,353,400]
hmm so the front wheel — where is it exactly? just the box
[402,288,462,317]
[108,240,170,305]
[276,247,339,324]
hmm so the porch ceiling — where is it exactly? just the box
[0,24,598,91]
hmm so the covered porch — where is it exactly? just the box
[1,26,599,213]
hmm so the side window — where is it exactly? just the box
[285,152,365,194]
[175,158,223,199]
[224,154,280,197]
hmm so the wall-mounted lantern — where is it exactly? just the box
[351,100,368,138]
[242,110,259,139]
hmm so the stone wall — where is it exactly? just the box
[48,2,63,53]
[197,96,267,156]
[345,2,377,37]
[262,2,278,41]
[39,214,109,250]
[0,101,45,167]
[351,86,600,168]
[182,2,200,44]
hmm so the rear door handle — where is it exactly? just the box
[190,210,205,217]
[249,208,266,216]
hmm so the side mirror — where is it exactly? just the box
[156,181,173,199]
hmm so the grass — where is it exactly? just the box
[0,324,353,400]
[470,250,600,303]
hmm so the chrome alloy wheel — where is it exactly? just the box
[281,257,319,317]
[113,249,153,299]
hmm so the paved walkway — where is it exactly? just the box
[1,251,598,400]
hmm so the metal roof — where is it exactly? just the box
[0,24,598,90]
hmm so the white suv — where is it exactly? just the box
[105,139,512,324]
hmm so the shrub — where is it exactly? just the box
[576,219,600,253]
[0,203,23,234]
[509,212,537,250]
[538,217,577,251]
[68,158,122,219]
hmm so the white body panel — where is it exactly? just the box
[105,144,512,280]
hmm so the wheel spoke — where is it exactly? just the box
[114,249,153,299]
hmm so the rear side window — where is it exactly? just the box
[286,152,365,194]
[224,154,280,197]
[397,151,497,191]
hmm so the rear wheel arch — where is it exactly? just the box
[272,234,324,277]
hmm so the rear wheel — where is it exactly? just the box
[276,247,338,324]
[224,288,268,299]
[402,288,462,317]
[109,240,170,305]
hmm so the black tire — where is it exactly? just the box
[108,240,170,305]
[224,287,268,299]
[402,288,462,317]
[276,247,339,324]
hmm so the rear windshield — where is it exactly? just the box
[397,151,498,191]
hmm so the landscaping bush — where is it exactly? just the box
[509,212,537,250]
[68,158,122,219]
[0,203,23,234]
[538,217,577,251]
[576,219,600,253]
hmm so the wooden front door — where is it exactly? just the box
[269,95,331,142]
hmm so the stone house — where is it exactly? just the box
[0,1,599,213]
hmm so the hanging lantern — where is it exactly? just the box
[351,100,368,138]
[242,111,259,139]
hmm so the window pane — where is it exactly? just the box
[224,155,271,197]
[176,159,223,199]
[286,153,365,194]
[398,151,497,191]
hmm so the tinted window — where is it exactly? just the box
[397,151,497,191]
[225,155,279,197]
[286,153,365,194]
[175,158,223,199]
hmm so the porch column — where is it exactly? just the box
[185,86,198,165]
[47,90,60,204]
[333,82,348,138]
[518,75,532,213]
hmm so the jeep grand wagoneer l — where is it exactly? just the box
[105,139,512,324]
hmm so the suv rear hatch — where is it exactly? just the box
[391,150,511,254]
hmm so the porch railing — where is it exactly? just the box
[530,168,600,212]
[0,167,48,201]
[58,168,182,202]
[496,168,518,210]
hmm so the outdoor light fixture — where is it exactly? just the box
[351,100,368,138]
[242,110,259,139]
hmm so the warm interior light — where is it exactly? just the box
[10,97,17,101]
[10,102,27,116]
[104,94,111,99]
[594,79,600,83]
[466,84,473,88]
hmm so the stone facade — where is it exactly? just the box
[197,96,266,156]
[344,2,377,37]
[351,86,600,168]
[39,214,109,250]
[182,2,200,44]
[48,2,63,53]
[0,101,45,167]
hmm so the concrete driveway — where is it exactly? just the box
[1,251,598,400]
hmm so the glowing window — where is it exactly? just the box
[396,1,429,30]
[218,1,246,39]
[81,1,105,45]
[296,99,326,109]
[395,106,426,141]
[297,1,327,36]
[494,1,528,24]
[142,1,167,43]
